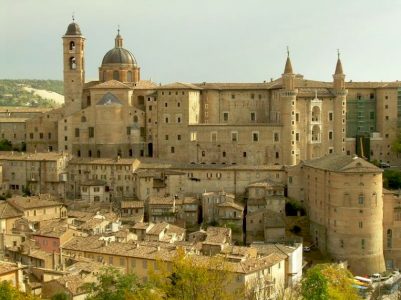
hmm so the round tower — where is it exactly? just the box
[333,51,347,154]
[62,17,85,115]
[280,50,298,165]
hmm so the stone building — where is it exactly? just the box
[0,152,70,197]
[11,19,400,169]
[288,154,385,275]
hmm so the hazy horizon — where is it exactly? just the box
[2,0,401,84]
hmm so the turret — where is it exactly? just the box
[280,49,298,165]
[332,50,347,154]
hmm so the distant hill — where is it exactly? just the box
[0,80,64,108]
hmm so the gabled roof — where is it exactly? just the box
[0,201,23,219]
[7,195,62,211]
[96,92,123,106]
[302,154,381,173]
[91,80,131,89]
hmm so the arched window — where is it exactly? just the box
[97,150,101,158]
[69,41,75,51]
[127,71,133,82]
[311,106,321,122]
[81,116,86,122]
[311,125,320,142]
[113,71,119,81]
[387,229,392,248]
[77,150,81,157]
[129,149,133,157]
[133,116,138,123]
[88,150,92,157]
[70,57,77,70]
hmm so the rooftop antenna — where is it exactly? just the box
[117,24,120,35]
[286,46,290,57]
[72,11,75,22]
[337,48,340,59]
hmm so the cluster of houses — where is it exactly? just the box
[0,193,302,299]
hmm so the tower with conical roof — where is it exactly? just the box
[280,49,298,165]
[333,51,347,154]
[62,17,85,115]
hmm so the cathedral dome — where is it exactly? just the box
[65,22,82,36]
[101,33,137,66]
[102,47,137,66]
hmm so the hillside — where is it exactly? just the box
[0,79,64,108]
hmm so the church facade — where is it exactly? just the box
[24,20,401,167]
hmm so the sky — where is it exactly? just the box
[1,0,401,83]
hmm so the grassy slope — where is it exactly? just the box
[0,79,63,108]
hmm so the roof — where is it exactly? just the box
[65,22,82,36]
[157,82,202,90]
[147,222,169,235]
[91,80,132,90]
[193,82,276,90]
[80,179,106,186]
[250,242,300,257]
[204,227,231,244]
[51,274,94,296]
[335,57,344,75]
[0,201,23,219]
[102,34,137,66]
[0,117,29,123]
[302,154,382,173]
[248,178,284,189]
[7,195,63,210]
[0,261,25,275]
[121,201,144,209]
[217,201,244,211]
[69,157,139,166]
[0,151,69,162]
[33,219,70,238]
[284,56,293,74]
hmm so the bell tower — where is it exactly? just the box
[62,17,85,115]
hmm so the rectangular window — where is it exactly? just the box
[75,128,80,137]
[89,127,94,138]
[177,134,181,141]
[252,132,259,142]
[231,132,238,142]
[274,132,279,142]
[329,131,333,140]
[190,132,197,141]
[165,135,169,141]
[127,127,131,135]
[361,239,365,250]
[171,147,175,153]
[296,132,300,141]
[250,112,256,122]
[211,132,217,142]
[223,112,229,122]
[296,113,299,122]
[329,112,333,121]
[39,133,43,139]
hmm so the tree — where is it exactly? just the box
[383,169,401,189]
[301,266,329,300]
[50,293,68,300]
[0,281,40,300]
[85,267,163,300]
[0,139,12,151]
[301,264,361,300]
[151,249,241,300]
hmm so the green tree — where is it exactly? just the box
[51,293,69,300]
[383,169,401,189]
[0,139,12,151]
[0,281,39,300]
[301,264,361,300]
[85,267,162,300]
[301,266,329,300]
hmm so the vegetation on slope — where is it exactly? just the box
[0,79,63,107]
